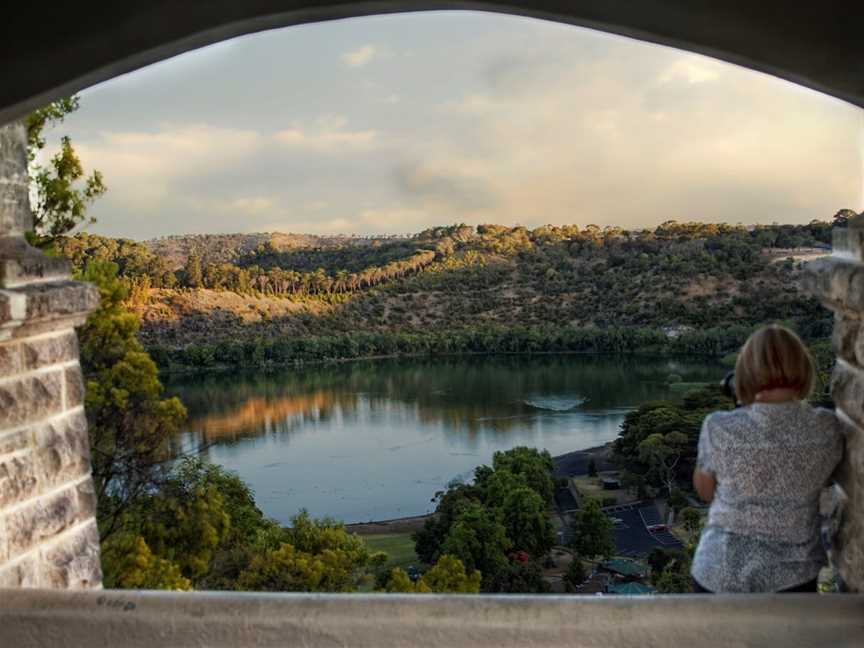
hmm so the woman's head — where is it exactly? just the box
[734,324,814,404]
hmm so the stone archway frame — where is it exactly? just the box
[1,0,864,127]
[1,0,863,593]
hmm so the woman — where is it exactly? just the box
[691,324,844,593]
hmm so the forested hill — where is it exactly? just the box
[55,218,844,368]
[144,232,409,270]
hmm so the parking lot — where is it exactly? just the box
[604,503,683,557]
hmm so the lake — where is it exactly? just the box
[164,355,723,524]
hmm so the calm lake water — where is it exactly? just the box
[165,355,723,524]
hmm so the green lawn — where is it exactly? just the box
[362,533,422,571]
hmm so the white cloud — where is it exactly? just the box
[228,197,275,214]
[68,13,862,240]
[659,57,724,84]
[75,124,262,179]
[274,117,380,153]
[342,45,377,68]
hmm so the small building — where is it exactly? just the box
[576,572,610,595]
[602,477,621,490]
[600,559,649,580]
[608,581,657,595]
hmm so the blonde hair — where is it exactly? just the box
[735,324,814,405]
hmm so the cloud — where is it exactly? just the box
[228,196,275,214]
[275,116,380,153]
[421,36,863,230]
[64,12,862,240]
[393,161,498,211]
[75,124,262,179]
[342,45,377,68]
[658,57,725,84]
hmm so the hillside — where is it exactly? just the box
[55,220,837,367]
[145,232,410,269]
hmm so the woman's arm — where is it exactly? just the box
[693,469,716,503]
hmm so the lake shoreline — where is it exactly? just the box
[157,349,726,377]
[346,442,613,534]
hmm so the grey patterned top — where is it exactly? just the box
[690,401,844,592]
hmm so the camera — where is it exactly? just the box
[721,371,740,406]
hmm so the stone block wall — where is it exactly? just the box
[804,215,864,592]
[0,122,101,588]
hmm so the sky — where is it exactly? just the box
[47,11,864,240]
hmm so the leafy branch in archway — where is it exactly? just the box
[25,95,106,245]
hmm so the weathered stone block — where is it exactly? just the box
[64,364,84,409]
[0,452,38,509]
[0,554,38,588]
[0,428,31,456]
[833,226,864,262]
[0,292,11,328]
[0,511,7,563]
[0,340,21,375]
[75,479,97,523]
[833,312,859,366]
[23,281,100,322]
[803,256,864,312]
[39,519,101,589]
[0,123,32,236]
[0,237,70,289]
[4,485,80,558]
[832,361,864,430]
[0,370,64,428]
[21,331,78,370]
[34,410,90,490]
[833,426,864,591]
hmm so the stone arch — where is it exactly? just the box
[1,1,864,126]
[0,1,863,593]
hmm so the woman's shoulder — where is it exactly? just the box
[803,404,848,438]
[703,407,751,430]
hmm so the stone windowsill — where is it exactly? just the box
[0,589,862,648]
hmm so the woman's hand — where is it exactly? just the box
[693,469,716,503]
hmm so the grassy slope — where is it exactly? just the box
[361,533,422,571]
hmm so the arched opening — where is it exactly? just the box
[25,10,862,595]
[1,4,864,643]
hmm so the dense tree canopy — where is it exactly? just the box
[54,217,838,369]
[79,261,187,541]
[380,555,482,594]
[570,500,614,560]
[413,447,557,592]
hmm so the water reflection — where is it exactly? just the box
[165,355,722,523]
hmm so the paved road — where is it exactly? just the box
[605,504,683,558]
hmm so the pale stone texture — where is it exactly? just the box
[0,555,38,588]
[21,331,78,370]
[38,519,101,589]
[64,365,84,409]
[4,484,82,557]
[0,371,65,429]
[1,589,863,648]
[0,122,101,589]
[0,123,31,237]
[805,216,864,592]
[34,410,90,490]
